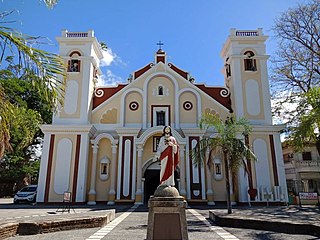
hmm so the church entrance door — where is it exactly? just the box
[144,169,180,203]
[144,169,160,203]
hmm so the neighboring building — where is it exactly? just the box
[283,143,320,195]
[36,29,288,205]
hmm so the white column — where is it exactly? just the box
[108,143,118,205]
[87,143,98,205]
[116,136,123,200]
[142,177,145,204]
[205,149,215,205]
[36,132,51,202]
[179,145,187,196]
[135,145,143,205]
[76,133,91,202]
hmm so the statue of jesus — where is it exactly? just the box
[153,126,179,187]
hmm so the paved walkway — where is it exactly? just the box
[84,205,238,240]
[1,199,320,239]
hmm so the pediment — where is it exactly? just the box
[92,53,232,113]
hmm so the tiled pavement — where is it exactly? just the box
[1,199,320,239]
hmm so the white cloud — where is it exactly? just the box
[97,69,123,86]
[100,49,116,67]
[100,48,125,67]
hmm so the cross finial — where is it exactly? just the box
[156,41,164,50]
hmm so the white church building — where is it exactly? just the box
[36,28,288,205]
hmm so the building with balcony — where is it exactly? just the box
[283,143,320,195]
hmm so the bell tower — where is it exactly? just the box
[221,28,272,124]
[54,29,103,124]
[36,30,103,203]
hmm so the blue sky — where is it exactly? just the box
[2,0,301,86]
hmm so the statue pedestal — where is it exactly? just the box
[147,185,188,240]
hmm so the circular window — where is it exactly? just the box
[183,101,193,111]
[129,101,139,111]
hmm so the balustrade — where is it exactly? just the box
[66,32,88,38]
[236,31,259,36]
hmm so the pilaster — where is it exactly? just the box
[87,143,98,205]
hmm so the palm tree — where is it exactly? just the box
[191,113,256,214]
[0,20,66,158]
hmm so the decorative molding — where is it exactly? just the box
[129,101,139,111]
[151,105,171,127]
[136,126,186,145]
[120,87,144,127]
[220,88,230,97]
[183,101,193,111]
[91,132,118,145]
[95,88,104,97]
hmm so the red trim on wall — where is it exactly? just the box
[69,51,82,57]
[195,84,232,111]
[44,135,55,203]
[93,84,127,110]
[245,135,253,189]
[133,63,153,79]
[168,63,188,79]
[72,135,81,202]
[156,56,165,63]
[151,105,171,127]
[188,136,202,200]
[269,135,279,186]
[120,136,134,200]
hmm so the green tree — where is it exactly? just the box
[0,54,57,185]
[0,67,54,124]
[289,87,320,155]
[271,0,320,150]
[191,113,256,214]
[0,106,42,184]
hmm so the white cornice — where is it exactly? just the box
[181,128,206,135]
[41,124,97,136]
[228,55,270,60]
[56,37,103,60]
[251,124,286,133]
[201,124,285,136]
[115,128,141,135]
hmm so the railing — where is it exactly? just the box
[296,160,320,167]
[285,168,296,174]
[66,32,88,38]
[236,31,259,36]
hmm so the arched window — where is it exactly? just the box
[244,51,257,71]
[158,86,163,95]
[68,51,81,72]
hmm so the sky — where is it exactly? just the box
[2,0,302,87]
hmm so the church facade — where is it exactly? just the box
[36,29,288,205]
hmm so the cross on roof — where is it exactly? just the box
[156,41,164,50]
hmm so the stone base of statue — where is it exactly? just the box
[146,185,188,240]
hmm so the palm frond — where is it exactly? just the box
[0,85,13,157]
[190,137,221,166]
[0,26,66,107]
